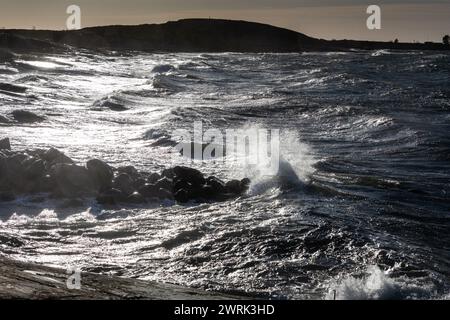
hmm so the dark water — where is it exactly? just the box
[0,49,449,299]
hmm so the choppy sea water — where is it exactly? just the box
[1,49,449,299]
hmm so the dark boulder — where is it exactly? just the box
[126,192,147,204]
[240,178,251,192]
[147,172,161,184]
[173,166,205,186]
[51,163,96,197]
[25,159,46,179]
[0,191,15,202]
[42,148,74,167]
[96,188,126,205]
[174,189,190,203]
[157,188,174,200]
[173,179,192,193]
[161,168,175,180]
[138,183,159,198]
[226,180,243,194]
[206,176,227,195]
[112,173,135,195]
[133,178,147,190]
[155,177,173,192]
[117,166,139,179]
[10,110,45,123]
[86,159,113,191]
[0,138,11,150]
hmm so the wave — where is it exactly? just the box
[327,266,436,300]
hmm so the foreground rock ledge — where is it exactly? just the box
[0,257,242,300]
[0,139,250,206]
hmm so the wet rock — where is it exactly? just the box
[10,110,45,123]
[36,174,56,193]
[42,148,74,167]
[0,138,10,150]
[240,178,251,192]
[161,168,175,180]
[133,178,147,190]
[226,180,243,194]
[96,188,126,205]
[173,166,205,186]
[25,159,46,179]
[155,177,173,192]
[86,159,113,191]
[0,192,15,202]
[59,198,84,208]
[138,184,159,198]
[157,188,174,200]
[206,176,227,195]
[174,189,190,203]
[112,173,135,195]
[51,163,96,197]
[117,166,139,179]
[126,192,147,204]
[147,173,161,184]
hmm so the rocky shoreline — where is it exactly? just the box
[0,257,243,299]
[0,138,250,206]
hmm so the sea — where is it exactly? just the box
[1,49,449,299]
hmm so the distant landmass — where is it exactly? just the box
[1,19,449,53]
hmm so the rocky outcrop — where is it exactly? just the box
[10,110,46,123]
[0,257,242,300]
[0,139,250,206]
[0,138,11,150]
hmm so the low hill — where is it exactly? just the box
[1,19,448,53]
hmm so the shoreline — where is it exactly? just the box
[0,257,245,300]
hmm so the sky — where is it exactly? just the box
[0,0,449,42]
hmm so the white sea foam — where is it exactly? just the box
[327,266,433,300]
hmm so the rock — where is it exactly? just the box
[133,178,147,190]
[174,189,190,203]
[138,184,159,198]
[240,178,251,192]
[59,198,84,208]
[157,188,174,200]
[0,192,15,202]
[86,159,113,191]
[173,166,205,187]
[25,159,46,179]
[155,177,173,192]
[173,179,192,193]
[117,166,139,179]
[51,164,96,197]
[0,138,11,150]
[10,110,45,123]
[35,174,56,193]
[42,148,74,167]
[161,168,175,180]
[112,173,135,195]
[206,176,227,195]
[147,173,161,184]
[96,188,126,205]
[126,192,147,204]
[226,180,243,194]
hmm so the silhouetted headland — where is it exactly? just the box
[1,19,449,53]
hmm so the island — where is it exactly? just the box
[1,18,449,53]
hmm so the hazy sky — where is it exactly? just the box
[1,0,449,42]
